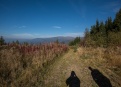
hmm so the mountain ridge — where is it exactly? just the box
[5,36,75,44]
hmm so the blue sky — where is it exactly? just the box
[0,0,121,39]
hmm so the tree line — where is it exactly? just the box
[69,37,81,46]
[83,8,121,47]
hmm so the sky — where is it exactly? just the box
[0,0,121,39]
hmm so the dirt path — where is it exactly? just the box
[41,48,121,87]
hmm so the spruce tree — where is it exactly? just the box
[96,19,100,32]
[0,36,5,46]
[113,9,121,31]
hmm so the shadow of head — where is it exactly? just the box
[88,67,93,71]
[71,71,76,77]
[66,71,80,87]
[89,67,112,87]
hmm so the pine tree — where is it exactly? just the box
[90,25,96,34]
[96,19,100,32]
[0,36,5,46]
[99,21,107,47]
[113,9,121,31]
[16,40,19,44]
[69,37,81,46]
[84,28,92,46]
[55,39,59,44]
[84,28,90,39]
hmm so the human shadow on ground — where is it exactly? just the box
[89,67,112,87]
[66,71,80,87]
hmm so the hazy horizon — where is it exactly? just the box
[4,35,77,39]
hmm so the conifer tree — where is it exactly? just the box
[113,9,121,31]
[0,36,5,46]
[96,19,100,32]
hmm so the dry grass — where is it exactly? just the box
[77,47,121,86]
[1,44,121,87]
[0,43,68,87]
[77,46,121,78]
[78,47,121,67]
[41,47,121,87]
[104,47,121,67]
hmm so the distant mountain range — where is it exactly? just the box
[5,36,75,44]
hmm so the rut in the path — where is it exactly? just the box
[41,48,119,87]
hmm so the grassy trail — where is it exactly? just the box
[41,48,121,87]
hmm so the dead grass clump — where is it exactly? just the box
[104,47,121,68]
[78,47,105,60]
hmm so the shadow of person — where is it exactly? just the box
[66,71,80,87]
[89,67,112,87]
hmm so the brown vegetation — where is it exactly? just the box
[0,43,68,87]
[78,47,121,81]
[41,47,121,87]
